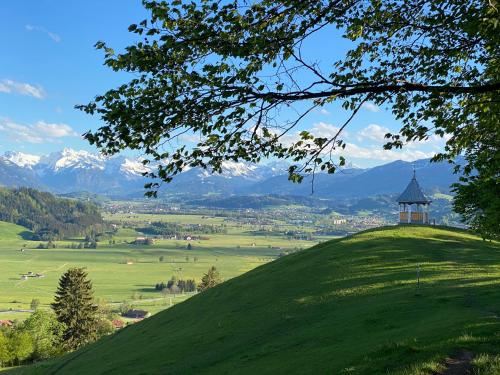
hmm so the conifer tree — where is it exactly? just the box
[197,266,222,292]
[51,268,98,351]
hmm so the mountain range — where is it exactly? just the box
[0,148,461,198]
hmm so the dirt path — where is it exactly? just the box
[437,349,474,375]
[0,309,34,314]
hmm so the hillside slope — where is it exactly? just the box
[0,221,33,245]
[15,226,500,375]
[0,187,103,240]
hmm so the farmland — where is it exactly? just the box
[0,212,328,321]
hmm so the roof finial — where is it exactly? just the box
[412,163,416,179]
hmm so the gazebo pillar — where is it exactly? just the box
[408,204,412,224]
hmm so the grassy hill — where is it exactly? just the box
[11,226,500,374]
[0,221,32,244]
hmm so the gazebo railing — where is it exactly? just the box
[399,211,428,223]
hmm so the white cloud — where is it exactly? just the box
[277,122,348,148]
[335,142,436,162]
[47,32,61,43]
[310,122,345,138]
[25,24,61,43]
[361,102,380,112]
[35,121,78,137]
[405,133,451,150]
[0,118,79,144]
[273,121,439,165]
[357,124,390,143]
[0,120,43,143]
[319,108,330,115]
[0,79,45,99]
[178,133,204,143]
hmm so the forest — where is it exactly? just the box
[0,187,104,240]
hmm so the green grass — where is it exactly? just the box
[0,218,318,319]
[9,226,499,374]
[0,221,32,243]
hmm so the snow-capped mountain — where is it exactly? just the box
[119,158,152,177]
[0,148,461,198]
[3,151,41,168]
[0,148,288,196]
[38,148,106,172]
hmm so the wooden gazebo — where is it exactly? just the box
[398,171,431,224]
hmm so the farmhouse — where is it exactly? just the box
[112,319,125,329]
[123,309,151,319]
[398,170,432,224]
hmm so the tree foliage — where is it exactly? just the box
[0,332,10,367]
[51,268,99,351]
[22,310,65,360]
[156,277,197,293]
[452,89,500,239]
[198,266,222,292]
[8,331,33,366]
[79,0,499,235]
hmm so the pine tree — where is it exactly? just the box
[197,266,222,292]
[51,268,98,351]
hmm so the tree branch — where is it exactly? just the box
[252,82,500,101]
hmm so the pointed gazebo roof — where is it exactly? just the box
[397,171,431,204]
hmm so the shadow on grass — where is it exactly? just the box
[19,231,35,241]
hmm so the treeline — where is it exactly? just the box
[138,221,227,236]
[155,276,197,293]
[0,187,104,240]
[154,267,222,294]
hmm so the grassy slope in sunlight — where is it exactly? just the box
[10,226,500,375]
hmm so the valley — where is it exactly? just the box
[0,210,329,323]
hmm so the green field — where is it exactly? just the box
[0,216,321,319]
[9,226,499,374]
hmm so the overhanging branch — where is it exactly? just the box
[251,81,500,101]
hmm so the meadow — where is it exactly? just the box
[0,214,324,320]
[11,225,499,375]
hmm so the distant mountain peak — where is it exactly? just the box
[3,151,40,168]
[120,158,151,177]
[39,148,105,171]
[219,161,258,178]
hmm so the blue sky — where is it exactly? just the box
[0,0,446,167]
